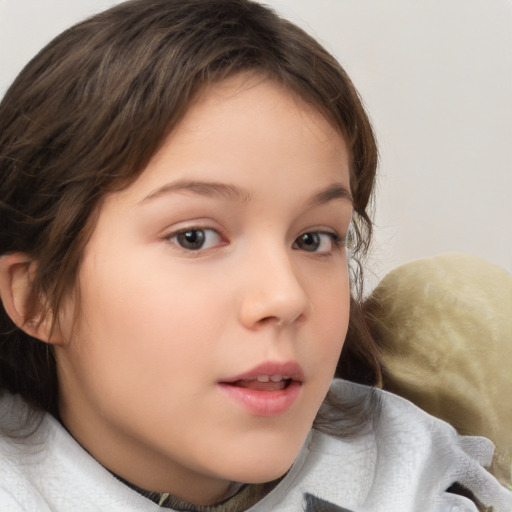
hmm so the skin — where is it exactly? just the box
[54,74,354,505]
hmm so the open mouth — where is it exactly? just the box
[218,378,301,416]
[226,375,294,392]
[217,364,303,416]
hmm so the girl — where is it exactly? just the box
[0,1,510,510]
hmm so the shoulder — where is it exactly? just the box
[334,380,512,511]
[0,392,160,512]
[0,392,52,511]
[260,380,512,512]
[0,488,26,512]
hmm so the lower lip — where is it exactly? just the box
[218,381,301,417]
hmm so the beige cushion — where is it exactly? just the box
[367,253,512,486]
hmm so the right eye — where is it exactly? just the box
[292,231,341,254]
[167,228,223,251]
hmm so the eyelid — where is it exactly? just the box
[163,221,228,253]
[293,229,347,254]
[162,218,223,238]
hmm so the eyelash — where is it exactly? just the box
[292,231,344,254]
[165,226,346,256]
[165,227,226,252]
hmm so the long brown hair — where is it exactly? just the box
[0,0,380,432]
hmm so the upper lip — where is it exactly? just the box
[219,361,305,383]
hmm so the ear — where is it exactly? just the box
[0,253,62,344]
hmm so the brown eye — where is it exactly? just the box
[293,231,341,254]
[294,232,321,252]
[176,230,205,250]
[169,228,223,251]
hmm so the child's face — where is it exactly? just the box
[55,74,353,505]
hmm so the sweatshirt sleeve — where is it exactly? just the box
[0,487,33,512]
[372,386,512,512]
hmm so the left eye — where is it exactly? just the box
[168,228,223,251]
[293,232,339,253]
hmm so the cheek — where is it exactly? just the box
[311,259,350,319]
[63,277,225,434]
[76,249,237,367]
[308,268,350,363]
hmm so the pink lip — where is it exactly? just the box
[217,361,304,417]
[220,361,305,383]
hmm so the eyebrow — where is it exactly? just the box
[141,180,252,204]
[140,180,352,206]
[307,183,353,207]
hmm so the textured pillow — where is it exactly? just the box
[366,253,512,487]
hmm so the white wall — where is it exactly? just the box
[265,0,512,291]
[1,0,511,290]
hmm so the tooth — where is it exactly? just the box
[270,375,283,382]
[257,375,270,382]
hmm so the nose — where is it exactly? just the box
[237,249,309,330]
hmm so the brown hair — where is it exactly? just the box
[0,0,381,431]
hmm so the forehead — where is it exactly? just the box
[114,73,350,205]
[189,73,343,148]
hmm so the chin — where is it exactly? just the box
[222,440,304,484]
[233,464,293,485]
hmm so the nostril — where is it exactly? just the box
[257,313,305,328]
[258,316,281,326]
